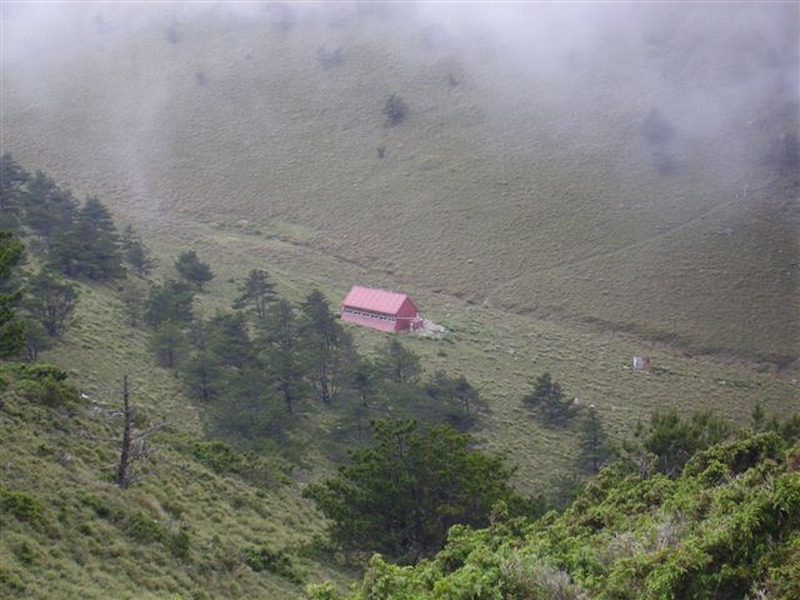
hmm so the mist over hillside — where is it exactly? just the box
[1,1,798,364]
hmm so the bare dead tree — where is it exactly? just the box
[115,375,168,489]
[116,375,133,488]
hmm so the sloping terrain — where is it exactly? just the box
[2,2,797,365]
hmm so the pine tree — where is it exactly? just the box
[175,250,214,291]
[0,231,26,357]
[299,290,354,405]
[522,372,578,426]
[232,268,276,319]
[144,280,194,328]
[122,224,157,277]
[206,312,254,369]
[148,321,187,368]
[380,338,420,384]
[23,268,79,337]
[21,171,77,241]
[56,197,125,279]
[383,93,408,126]
[0,153,30,231]
[303,420,517,562]
[578,405,610,474]
[258,299,306,413]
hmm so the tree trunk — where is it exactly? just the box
[116,375,132,489]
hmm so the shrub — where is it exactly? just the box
[0,487,44,524]
[190,441,243,474]
[241,544,300,582]
[169,529,191,560]
[125,511,165,543]
[383,94,408,126]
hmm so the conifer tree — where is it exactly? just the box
[23,268,79,337]
[304,419,516,562]
[0,153,29,231]
[175,250,214,291]
[232,268,276,319]
[0,231,26,357]
[259,299,306,413]
[299,290,354,405]
[578,404,610,474]
[379,338,420,384]
[55,196,125,279]
[206,312,254,369]
[522,372,578,427]
[122,224,157,277]
[144,280,194,328]
[21,170,77,240]
[149,321,187,368]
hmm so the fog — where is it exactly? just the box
[3,2,796,159]
[1,2,797,359]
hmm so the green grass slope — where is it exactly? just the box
[0,280,345,600]
[1,2,797,364]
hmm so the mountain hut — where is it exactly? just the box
[340,285,423,332]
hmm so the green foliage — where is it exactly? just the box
[122,224,157,277]
[206,311,254,369]
[14,363,78,406]
[119,281,147,327]
[20,170,78,241]
[149,320,188,368]
[169,529,191,560]
[0,231,26,357]
[641,409,732,477]
[379,338,420,384]
[14,363,68,382]
[577,405,610,474]
[304,419,517,563]
[232,268,276,319]
[259,299,307,413]
[144,279,195,327]
[241,544,300,582]
[312,426,800,599]
[299,289,354,405]
[22,319,52,362]
[52,196,125,280]
[125,510,166,543]
[23,268,79,337]
[0,153,29,230]
[522,372,578,427]
[189,440,244,474]
[423,370,485,430]
[175,250,214,291]
[0,487,44,525]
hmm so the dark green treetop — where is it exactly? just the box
[175,250,214,291]
[232,268,276,319]
[303,419,517,563]
[53,196,125,280]
[0,231,26,357]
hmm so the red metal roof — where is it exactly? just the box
[342,285,410,315]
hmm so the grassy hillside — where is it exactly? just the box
[1,4,798,596]
[2,2,797,364]
[0,279,350,599]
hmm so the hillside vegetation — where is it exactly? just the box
[1,2,797,364]
[309,429,800,599]
[1,3,798,599]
